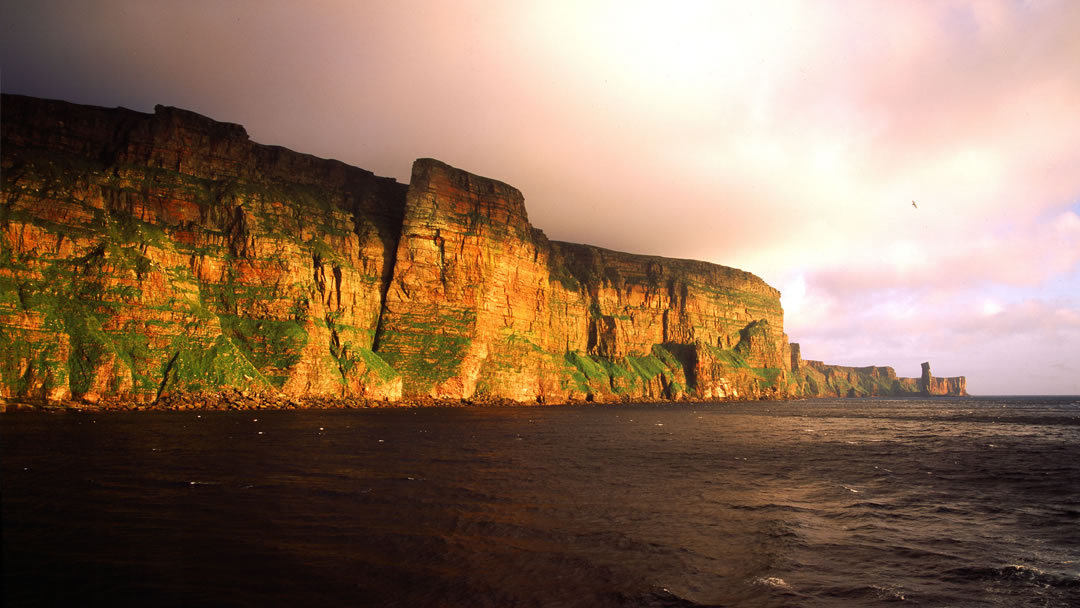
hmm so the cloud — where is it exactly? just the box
[2,0,1079,393]
[797,209,1080,296]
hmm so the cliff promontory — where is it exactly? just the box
[0,94,966,408]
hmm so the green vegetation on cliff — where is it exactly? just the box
[0,94,965,406]
[373,309,477,393]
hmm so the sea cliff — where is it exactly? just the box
[0,94,966,409]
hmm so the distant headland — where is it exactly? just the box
[0,94,965,410]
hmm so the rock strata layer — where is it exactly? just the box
[0,94,967,408]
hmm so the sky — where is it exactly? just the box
[2,0,1078,394]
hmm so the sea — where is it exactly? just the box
[2,396,1078,607]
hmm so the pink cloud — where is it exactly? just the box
[3,0,1079,393]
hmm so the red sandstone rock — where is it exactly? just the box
[0,94,966,408]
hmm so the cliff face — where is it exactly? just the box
[1,95,406,404]
[372,158,793,403]
[373,158,564,401]
[0,95,966,407]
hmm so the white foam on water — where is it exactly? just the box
[754,576,791,589]
[871,584,906,600]
[1004,563,1046,576]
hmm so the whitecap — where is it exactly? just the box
[871,584,906,600]
[754,576,791,589]
[1004,563,1046,575]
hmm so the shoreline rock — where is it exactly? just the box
[0,389,969,413]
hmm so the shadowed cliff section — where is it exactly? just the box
[0,94,966,408]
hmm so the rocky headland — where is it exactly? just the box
[0,94,966,411]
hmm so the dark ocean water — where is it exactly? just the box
[3,396,1079,607]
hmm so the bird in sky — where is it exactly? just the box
[911,200,918,209]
